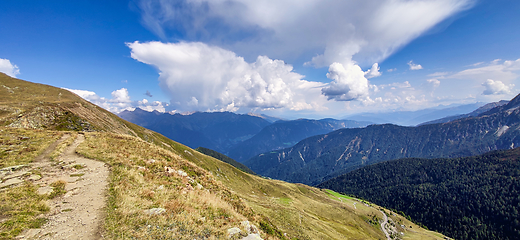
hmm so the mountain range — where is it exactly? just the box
[119,109,372,161]
[245,93,520,185]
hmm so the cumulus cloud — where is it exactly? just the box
[482,79,514,95]
[321,62,371,101]
[128,41,326,112]
[0,58,20,77]
[364,63,382,79]
[138,0,474,67]
[64,87,167,113]
[408,60,423,70]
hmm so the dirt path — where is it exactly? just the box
[380,210,391,240]
[19,134,109,240]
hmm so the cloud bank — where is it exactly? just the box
[138,0,474,67]
[0,58,20,77]
[482,79,514,95]
[128,41,326,112]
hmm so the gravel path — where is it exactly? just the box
[380,210,391,240]
[19,134,109,240]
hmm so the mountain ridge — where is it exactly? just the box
[245,93,520,185]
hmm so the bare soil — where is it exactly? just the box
[18,134,109,240]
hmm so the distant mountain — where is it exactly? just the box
[119,109,271,153]
[245,93,520,185]
[420,100,509,125]
[345,102,485,126]
[318,147,520,240]
[227,118,372,162]
[195,147,256,175]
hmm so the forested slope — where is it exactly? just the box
[319,148,520,240]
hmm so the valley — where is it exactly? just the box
[0,73,447,239]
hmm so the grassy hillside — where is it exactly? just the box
[0,74,447,239]
[195,147,256,175]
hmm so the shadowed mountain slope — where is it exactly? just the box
[319,148,520,240]
[245,93,520,185]
[228,118,372,162]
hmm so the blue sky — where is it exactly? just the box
[0,0,519,119]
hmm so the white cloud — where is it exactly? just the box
[387,68,397,72]
[0,58,20,77]
[482,79,514,95]
[138,0,474,67]
[321,62,371,101]
[364,63,382,79]
[427,79,441,88]
[137,99,167,112]
[64,87,168,113]
[408,60,423,70]
[451,58,520,82]
[128,41,327,112]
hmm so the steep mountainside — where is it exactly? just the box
[228,118,372,162]
[119,108,271,153]
[318,148,520,240]
[245,93,520,185]
[420,100,509,125]
[0,74,447,239]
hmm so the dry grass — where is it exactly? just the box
[76,132,260,239]
[76,131,449,240]
[48,132,78,161]
[0,127,62,168]
[0,183,50,240]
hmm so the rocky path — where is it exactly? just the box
[19,134,109,240]
[380,210,391,240]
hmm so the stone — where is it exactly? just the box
[241,221,259,234]
[0,178,23,188]
[144,208,166,215]
[0,165,28,172]
[227,227,241,237]
[176,170,188,177]
[28,174,42,181]
[241,234,263,240]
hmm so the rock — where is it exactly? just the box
[177,170,188,177]
[146,159,156,164]
[164,166,175,176]
[0,178,23,188]
[196,183,203,190]
[227,227,241,237]
[28,174,42,181]
[138,166,147,172]
[0,165,28,172]
[157,185,165,190]
[241,221,259,234]
[241,234,263,240]
[3,171,30,180]
[144,208,166,215]
[186,183,194,191]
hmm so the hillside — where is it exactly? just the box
[227,118,372,162]
[318,148,520,240]
[0,73,447,239]
[119,108,271,154]
[245,93,520,185]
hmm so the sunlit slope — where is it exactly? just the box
[76,131,447,239]
[0,73,177,147]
